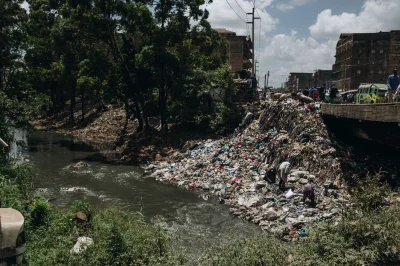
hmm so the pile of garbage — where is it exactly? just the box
[147,98,351,238]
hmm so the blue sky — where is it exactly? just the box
[204,0,400,86]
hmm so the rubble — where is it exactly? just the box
[147,98,354,239]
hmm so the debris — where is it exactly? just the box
[148,98,351,238]
[70,237,94,254]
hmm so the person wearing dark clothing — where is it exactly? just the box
[387,69,400,103]
[303,184,315,205]
[328,87,338,103]
[264,168,277,183]
[319,85,326,101]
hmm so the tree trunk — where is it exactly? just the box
[70,81,76,121]
[159,85,168,133]
[133,100,143,131]
[81,91,85,123]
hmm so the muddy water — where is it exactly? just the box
[20,130,259,258]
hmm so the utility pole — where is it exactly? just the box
[255,59,259,80]
[264,74,267,89]
[266,71,270,89]
[247,7,260,77]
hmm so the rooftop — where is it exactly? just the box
[214,28,236,35]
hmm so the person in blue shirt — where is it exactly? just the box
[387,69,399,103]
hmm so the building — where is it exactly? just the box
[333,31,400,91]
[287,72,313,91]
[314,70,333,87]
[215,28,253,74]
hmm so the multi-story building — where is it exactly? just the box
[287,72,313,91]
[215,28,253,74]
[314,70,333,87]
[333,31,400,91]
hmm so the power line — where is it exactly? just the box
[245,14,250,36]
[234,0,247,14]
[225,0,246,22]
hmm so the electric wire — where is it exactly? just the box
[225,0,246,22]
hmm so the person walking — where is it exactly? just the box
[278,161,291,190]
[387,69,399,103]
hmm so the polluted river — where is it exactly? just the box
[12,130,260,259]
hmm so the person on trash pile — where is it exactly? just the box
[303,88,309,97]
[311,88,319,101]
[387,69,399,103]
[278,160,291,190]
[264,167,277,183]
[302,184,316,206]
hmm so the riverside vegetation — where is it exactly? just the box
[2,0,400,265]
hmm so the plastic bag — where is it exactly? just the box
[285,189,296,199]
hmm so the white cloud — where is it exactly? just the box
[310,0,400,39]
[258,34,336,86]
[276,0,313,11]
[203,0,278,36]
[276,3,293,11]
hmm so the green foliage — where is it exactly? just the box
[351,173,389,211]
[21,0,238,133]
[30,198,50,226]
[198,235,290,266]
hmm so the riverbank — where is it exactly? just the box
[6,135,400,265]
[23,98,400,264]
[31,105,221,165]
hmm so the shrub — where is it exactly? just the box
[30,199,50,226]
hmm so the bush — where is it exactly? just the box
[351,173,389,211]
[198,235,290,266]
[30,199,50,226]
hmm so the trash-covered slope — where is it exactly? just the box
[259,100,345,183]
[148,99,351,239]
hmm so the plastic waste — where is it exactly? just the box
[285,189,296,199]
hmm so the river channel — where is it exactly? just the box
[12,130,259,258]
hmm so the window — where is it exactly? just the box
[358,50,362,54]
[370,70,374,74]
[357,60,361,64]
[380,49,384,54]
[357,70,362,74]
[379,70,383,74]
[371,49,376,54]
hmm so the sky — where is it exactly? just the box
[203,0,400,87]
[20,0,400,87]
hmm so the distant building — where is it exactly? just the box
[333,31,400,91]
[314,70,333,87]
[287,72,313,91]
[215,28,253,74]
